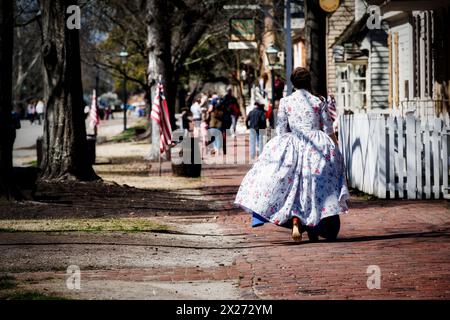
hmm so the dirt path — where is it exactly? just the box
[1,140,250,300]
[0,220,247,300]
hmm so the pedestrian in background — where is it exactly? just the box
[35,99,45,125]
[208,100,223,155]
[246,102,267,160]
[26,100,36,125]
[200,109,210,156]
[190,97,203,137]
[180,107,191,135]
[221,88,240,138]
[11,110,21,146]
[266,102,274,129]
[274,75,285,101]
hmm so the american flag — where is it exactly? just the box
[327,94,338,122]
[89,90,100,130]
[151,83,173,154]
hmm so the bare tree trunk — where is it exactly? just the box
[14,27,23,106]
[146,0,174,161]
[0,1,17,199]
[305,0,327,96]
[145,0,224,161]
[14,26,40,100]
[40,0,98,181]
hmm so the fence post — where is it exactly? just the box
[396,116,405,198]
[416,118,423,199]
[424,120,432,199]
[433,118,443,198]
[406,114,417,199]
[349,115,355,188]
[388,116,396,199]
[378,115,387,199]
[443,124,450,199]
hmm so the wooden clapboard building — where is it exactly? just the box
[327,0,450,121]
[325,0,356,99]
[329,0,389,113]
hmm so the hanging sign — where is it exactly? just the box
[319,0,340,13]
[230,19,256,41]
[228,42,258,50]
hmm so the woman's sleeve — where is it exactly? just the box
[276,98,290,135]
[321,100,334,135]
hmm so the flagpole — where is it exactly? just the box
[158,75,163,177]
[93,90,98,137]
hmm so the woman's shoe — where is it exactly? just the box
[292,218,302,243]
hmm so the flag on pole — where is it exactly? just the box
[327,94,338,122]
[89,90,100,130]
[151,83,173,154]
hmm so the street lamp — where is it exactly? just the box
[266,44,279,110]
[119,50,129,131]
[266,44,279,67]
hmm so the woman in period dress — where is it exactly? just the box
[235,68,349,243]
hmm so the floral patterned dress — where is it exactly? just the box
[235,89,349,228]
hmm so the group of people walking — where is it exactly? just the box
[183,84,284,160]
[183,88,241,156]
[26,99,45,125]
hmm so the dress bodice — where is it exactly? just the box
[276,89,334,136]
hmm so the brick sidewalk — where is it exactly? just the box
[220,198,450,299]
[145,149,450,299]
[190,135,450,299]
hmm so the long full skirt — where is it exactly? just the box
[235,130,349,228]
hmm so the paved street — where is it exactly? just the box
[224,201,450,299]
[12,115,140,166]
[2,135,449,300]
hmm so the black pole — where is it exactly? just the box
[271,68,276,129]
[95,70,99,97]
[285,0,293,95]
[157,81,163,176]
[271,68,275,108]
[123,76,127,131]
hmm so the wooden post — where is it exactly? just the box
[378,115,387,199]
[406,114,417,199]
[424,120,432,199]
[442,125,449,199]
[394,32,400,110]
[433,118,442,198]
[416,118,423,199]
[159,151,162,177]
[388,116,396,198]
[388,33,392,110]
[158,75,163,177]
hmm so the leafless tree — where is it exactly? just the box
[39,0,98,181]
[0,1,17,199]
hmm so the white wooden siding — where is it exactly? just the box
[369,23,390,110]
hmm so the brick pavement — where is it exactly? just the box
[142,151,450,300]
[196,133,450,299]
[220,198,450,299]
[125,134,450,299]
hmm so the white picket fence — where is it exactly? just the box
[338,114,450,199]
